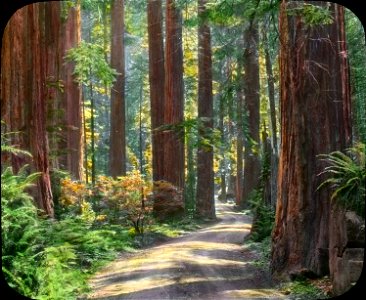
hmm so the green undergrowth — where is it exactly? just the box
[1,163,209,299]
[279,279,330,299]
[243,236,331,299]
[245,236,272,270]
[147,216,206,238]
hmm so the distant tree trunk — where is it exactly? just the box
[164,0,185,189]
[196,0,215,218]
[227,82,236,200]
[263,29,278,207]
[147,0,165,182]
[236,60,244,206]
[60,2,83,180]
[242,22,260,207]
[110,0,126,177]
[218,87,227,202]
[271,1,352,279]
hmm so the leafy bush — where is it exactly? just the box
[318,143,365,218]
[59,172,153,232]
[248,147,275,242]
[248,188,275,242]
[2,165,133,299]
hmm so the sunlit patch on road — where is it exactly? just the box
[87,201,284,299]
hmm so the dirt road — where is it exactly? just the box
[87,202,285,299]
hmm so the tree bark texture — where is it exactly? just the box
[110,0,126,177]
[60,2,83,180]
[164,0,185,189]
[271,1,352,279]
[242,22,261,207]
[196,0,215,218]
[1,9,28,173]
[218,84,227,202]
[147,0,165,182]
[1,3,61,217]
[263,29,279,208]
[44,2,61,172]
[236,60,244,206]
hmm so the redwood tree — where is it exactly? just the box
[196,0,215,218]
[60,2,83,180]
[109,0,126,177]
[271,1,352,279]
[241,21,260,207]
[147,0,165,182]
[1,3,60,217]
[164,0,185,189]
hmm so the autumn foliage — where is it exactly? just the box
[59,171,153,230]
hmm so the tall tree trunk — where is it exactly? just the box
[164,0,185,189]
[263,30,278,156]
[147,0,165,182]
[61,2,83,180]
[29,3,54,216]
[236,60,244,206]
[242,22,260,207]
[1,4,58,216]
[1,9,28,173]
[110,0,126,177]
[45,2,61,172]
[196,0,215,218]
[218,84,227,202]
[263,28,278,208]
[271,1,352,279]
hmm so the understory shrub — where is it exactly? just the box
[59,172,153,231]
[318,142,365,218]
[248,145,275,242]
[248,188,275,242]
[2,165,133,299]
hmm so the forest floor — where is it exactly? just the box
[86,202,286,299]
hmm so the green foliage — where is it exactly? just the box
[1,161,133,299]
[318,143,365,218]
[65,41,118,88]
[246,236,271,269]
[248,188,275,242]
[346,9,366,144]
[1,125,32,160]
[287,3,333,26]
[156,117,222,150]
[1,166,42,298]
[280,279,329,300]
[148,215,204,238]
[248,145,274,242]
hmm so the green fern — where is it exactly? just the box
[318,143,365,218]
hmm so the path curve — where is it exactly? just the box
[87,202,284,299]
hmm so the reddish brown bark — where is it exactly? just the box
[60,2,83,180]
[241,22,260,208]
[29,4,54,216]
[44,2,61,172]
[1,4,58,216]
[196,0,215,218]
[147,0,165,182]
[271,1,352,279]
[164,0,184,189]
[1,10,27,172]
[109,0,126,177]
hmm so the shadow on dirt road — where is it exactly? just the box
[87,202,285,299]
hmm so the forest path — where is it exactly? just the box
[87,202,285,299]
